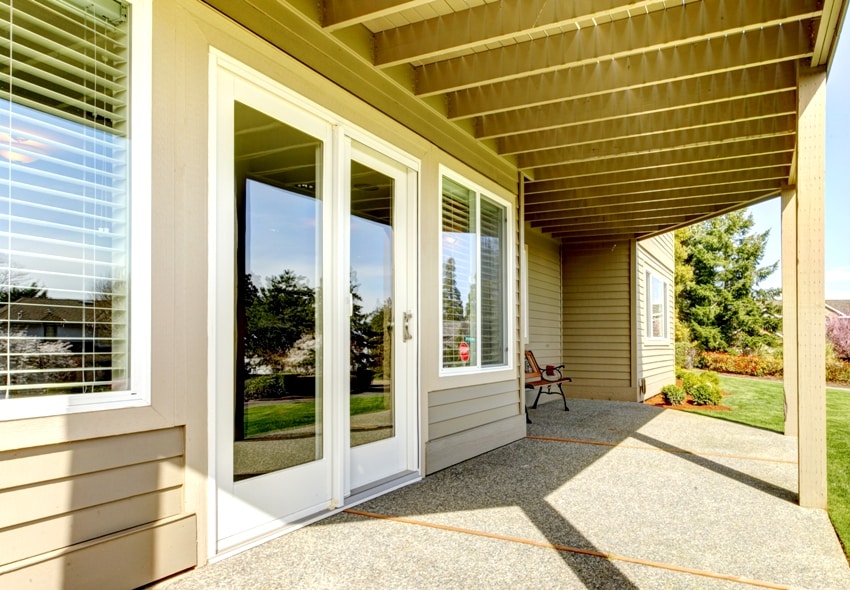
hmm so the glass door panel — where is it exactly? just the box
[235,102,324,480]
[347,143,415,494]
[350,161,394,448]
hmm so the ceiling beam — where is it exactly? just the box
[525,166,789,206]
[500,93,796,155]
[552,225,673,239]
[524,180,780,216]
[525,152,793,195]
[477,65,797,139]
[322,0,431,31]
[416,0,818,96]
[531,202,760,231]
[373,0,676,67]
[531,134,796,181]
[812,0,847,65]
[518,116,796,169]
[447,22,812,119]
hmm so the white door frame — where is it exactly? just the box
[207,51,420,557]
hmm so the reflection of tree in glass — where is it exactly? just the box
[442,257,464,322]
[367,299,392,379]
[350,271,370,376]
[244,271,316,373]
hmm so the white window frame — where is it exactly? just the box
[438,167,514,375]
[1,0,152,420]
[646,271,669,342]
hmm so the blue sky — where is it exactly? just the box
[749,17,850,299]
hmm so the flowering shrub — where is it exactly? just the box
[827,317,850,361]
[698,351,783,377]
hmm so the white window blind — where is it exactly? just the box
[479,196,505,366]
[1,0,130,398]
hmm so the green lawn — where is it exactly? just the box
[690,374,850,557]
[244,395,388,438]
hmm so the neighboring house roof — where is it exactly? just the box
[0,297,112,325]
[826,300,850,318]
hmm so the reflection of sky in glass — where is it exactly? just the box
[246,180,392,312]
[246,180,318,287]
[0,98,127,301]
[351,215,392,310]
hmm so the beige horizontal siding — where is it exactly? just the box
[637,236,676,400]
[562,242,635,399]
[427,379,523,470]
[426,415,525,474]
[526,226,562,367]
[640,232,675,265]
[0,428,194,583]
[0,514,196,590]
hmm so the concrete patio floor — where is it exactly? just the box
[159,399,850,589]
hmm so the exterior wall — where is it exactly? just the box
[0,429,196,588]
[523,226,563,407]
[421,158,523,475]
[0,2,524,585]
[560,241,637,401]
[526,226,563,366]
[636,234,676,400]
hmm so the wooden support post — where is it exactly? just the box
[795,63,827,509]
[781,187,798,437]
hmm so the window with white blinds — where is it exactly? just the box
[647,272,668,340]
[440,173,508,371]
[1,0,133,403]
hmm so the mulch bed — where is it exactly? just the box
[644,392,731,412]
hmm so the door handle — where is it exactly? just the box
[403,311,413,342]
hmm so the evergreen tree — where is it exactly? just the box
[675,210,781,353]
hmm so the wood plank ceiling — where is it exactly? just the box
[208,0,848,246]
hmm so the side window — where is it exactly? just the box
[440,172,509,371]
[646,272,669,340]
[1,0,147,417]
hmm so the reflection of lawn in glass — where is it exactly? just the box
[245,395,388,437]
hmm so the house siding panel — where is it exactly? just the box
[0,428,194,582]
[561,241,635,400]
[637,234,676,400]
[526,226,562,367]
[426,379,524,472]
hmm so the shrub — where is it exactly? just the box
[680,371,702,395]
[662,384,686,405]
[699,370,721,388]
[827,317,850,361]
[690,382,723,406]
[243,374,287,400]
[698,351,783,377]
[827,359,850,385]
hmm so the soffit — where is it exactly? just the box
[204,0,848,246]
